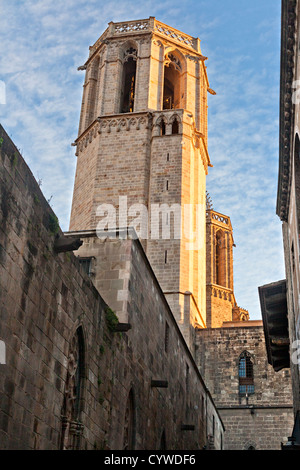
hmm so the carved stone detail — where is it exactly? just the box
[75,114,151,154]
[114,20,150,34]
[154,22,194,47]
[60,332,84,450]
[123,47,137,63]
[165,52,181,71]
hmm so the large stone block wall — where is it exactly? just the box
[195,324,294,449]
[282,158,300,417]
[0,125,223,450]
[70,113,152,232]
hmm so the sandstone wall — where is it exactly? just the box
[0,125,223,450]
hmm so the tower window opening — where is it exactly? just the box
[165,250,168,264]
[166,180,169,191]
[163,78,174,110]
[167,153,169,161]
[172,118,179,134]
[239,352,254,396]
[215,230,225,287]
[121,55,137,113]
[159,120,166,136]
[163,54,182,110]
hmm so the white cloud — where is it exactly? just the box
[0,0,283,320]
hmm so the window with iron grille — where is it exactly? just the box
[78,257,93,277]
[238,351,254,395]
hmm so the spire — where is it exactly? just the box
[206,191,213,211]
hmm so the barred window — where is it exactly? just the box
[78,257,93,276]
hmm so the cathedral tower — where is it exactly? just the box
[69,18,213,346]
[206,195,249,328]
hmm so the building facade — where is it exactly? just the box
[0,124,224,450]
[69,17,213,349]
[68,17,294,449]
[196,322,294,450]
[259,0,300,448]
[0,17,295,451]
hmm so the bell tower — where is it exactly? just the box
[69,18,213,348]
[206,194,249,328]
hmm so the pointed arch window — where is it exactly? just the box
[61,327,85,450]
[163,52,183,110]
[158,118,166,136]
[238,351,254,395]
[123,389,136,450]
[171,116,179,134]
[215,230,225,286]
[120,47,137,113]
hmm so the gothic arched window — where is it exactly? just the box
[120,47,137,113]
[123,389,136,450]
[171,116,179,134]
[60,327,85,450]
[88,56,100,126]
[215,230,225,286]
[157,117,166,136]
[163,52,183,110]
[238,351,254,396]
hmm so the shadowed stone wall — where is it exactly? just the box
[0,125,223,450]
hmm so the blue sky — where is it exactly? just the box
[0,0,283,320]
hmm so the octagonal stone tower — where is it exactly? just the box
[69,18,214,348]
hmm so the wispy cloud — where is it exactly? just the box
[0,0,282,319]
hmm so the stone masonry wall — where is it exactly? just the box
[0,125,223,450]
[195,325,294,450]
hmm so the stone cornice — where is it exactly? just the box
[277,0,297,221]
[73,112,152,155]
